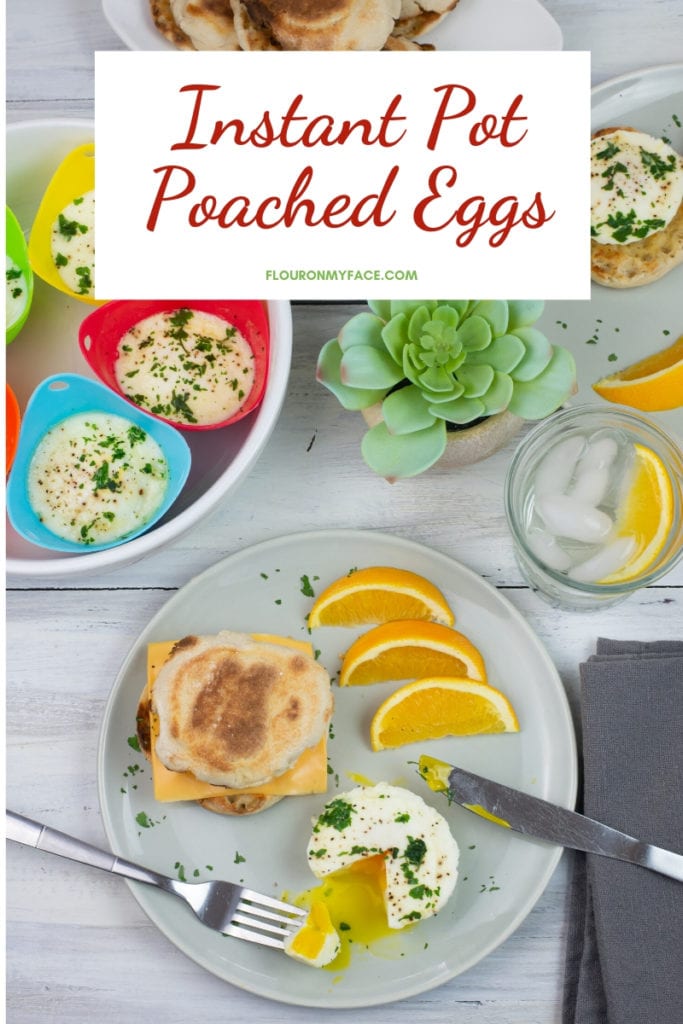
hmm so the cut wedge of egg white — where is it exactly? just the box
[283,901,341,968]
[591,129,683,246]
[306,783,459,930]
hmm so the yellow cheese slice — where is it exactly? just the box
[146,634,329,803]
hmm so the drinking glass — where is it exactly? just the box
[504,406,683,610]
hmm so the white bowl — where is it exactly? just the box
[5,120,292,579]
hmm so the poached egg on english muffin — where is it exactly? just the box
[152,631,333,790]
[591,127,683,288]
[229,0,401,51]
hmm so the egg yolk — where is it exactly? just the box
[288,901,337,962]
[291,853,414,969]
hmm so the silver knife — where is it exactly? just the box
[418,756,683,882]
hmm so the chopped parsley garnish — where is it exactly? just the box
[234,851,246,864]
[600,161,629,191]
[595,141,621,161]
[300,574,315,597]
[167,307,194,342]
[314,798,354,833]
[633,217,666,238]
[408,884,433,900]
[594,207,666,243]
[92,461,120,492]
[171,390,197,424]
[75,265,93,294]
[395,813,410,823]
[127,424,147,446]
[403,838,427,865]
[640,147,677,179]
[6,266,22,281]
[54,252,68,267]
[79,519,98,543]
[57,213,88,238]
[399,837,427,886]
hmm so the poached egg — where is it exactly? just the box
[306,782,459,931]
[591,129,683,246]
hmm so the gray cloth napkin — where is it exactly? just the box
[563,638,683,1024]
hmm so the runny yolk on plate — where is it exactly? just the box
[290,854,409,970]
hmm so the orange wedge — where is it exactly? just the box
[599,443,674,584]
[370,677,519,751]
[307,567,454,629]
[339,620,486,686]
[592,335,683,411]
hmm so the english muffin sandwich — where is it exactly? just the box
[150,0,239,49]
[395,0,459,40]
[150,0,194,47]
[229,0,401,51]
[151,0,455,48]
[591,127,683,288]
[137,630,333,816]
[171,0,240,49]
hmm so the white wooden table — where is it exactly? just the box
[6,4,683,1022]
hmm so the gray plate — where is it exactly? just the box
[98,529,576,1008]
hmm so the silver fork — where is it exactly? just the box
[6,810,306,948]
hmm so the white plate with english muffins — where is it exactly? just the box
[103,0,563,53]
[540,63,683,442]
[98,529,577,1008]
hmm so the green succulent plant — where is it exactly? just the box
[317,299,576,480]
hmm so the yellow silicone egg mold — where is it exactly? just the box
[28,143,103,306]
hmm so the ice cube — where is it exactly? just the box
[578,436,618,472]
[568,467,610,507]
[533,436,586,498]
[537,494,613,543]
[568,536,637,583]
[526,528,573,571]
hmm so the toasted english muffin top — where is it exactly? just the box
[153,631,333,789]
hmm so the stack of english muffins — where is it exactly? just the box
[151,0,460,51]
